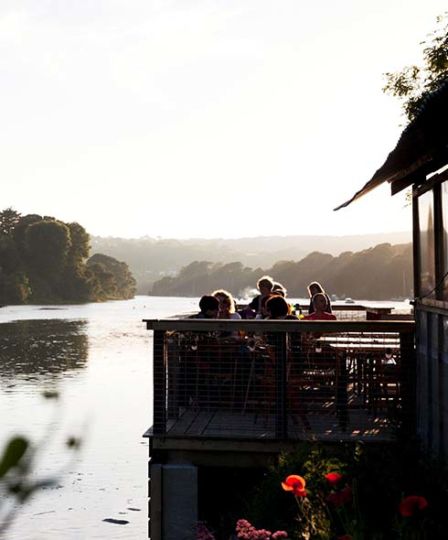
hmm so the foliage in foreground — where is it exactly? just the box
[0,391,82,535]
[242,443,447,540]
[197,442,448,540]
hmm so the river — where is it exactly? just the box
[0,296,198,540]
[0,296,411,539]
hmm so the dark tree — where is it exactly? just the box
[13,214,43,256]
[383,13,448,121]
[87,253,136,300]
[0,208,21,236]
[25,220,71,278]
[66,222,90,266]
[0,209,136,305]
[0,272,31,305]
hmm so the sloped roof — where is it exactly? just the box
[334,79,448,210]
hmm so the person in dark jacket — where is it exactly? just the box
[249,275,275,315]
[190,295,219,318]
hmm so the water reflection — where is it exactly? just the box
[0,319,88,380]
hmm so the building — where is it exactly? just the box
[335,79,448,459]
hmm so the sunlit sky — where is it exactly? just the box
[2,1,446,239]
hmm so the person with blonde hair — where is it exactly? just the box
[212,289,241,320]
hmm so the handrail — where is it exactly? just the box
[143,318,415,333]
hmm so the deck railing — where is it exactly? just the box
[144,319,415,442]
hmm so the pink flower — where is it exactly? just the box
[236,519,252,531]
[196,521,215,540]
[272,532,288,539]
[235,519,287,540]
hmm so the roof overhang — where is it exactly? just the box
[334,80,448,211]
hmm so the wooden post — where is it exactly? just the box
[336,351,348,431]
[274,332,288,439]
[434,183,443,299]
[400,330,416,436]
[153,330,167,435]
[438,315,445,460]
[412,185,421,300]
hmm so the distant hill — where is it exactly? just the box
[151,243,413,300]
[91,232,411,294]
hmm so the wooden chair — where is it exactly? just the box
[287,337,346,430]
[368,352,400,417]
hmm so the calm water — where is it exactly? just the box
[0,296,198,540]
[0,296,410,539]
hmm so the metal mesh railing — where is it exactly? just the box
[148,319,415,442]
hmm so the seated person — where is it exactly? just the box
[249,275,275,315]
[264,296,298,351]
[272,281,287,297]
[189,295,219,319]
[213,289,242,338]
[304,293,336,320]
[266,295,297,320]
[212,289,242,320]
[272,282,300,315]
[257,293,276,319]
[239,305,256,319]
[307,281,332,314]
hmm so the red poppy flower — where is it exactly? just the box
[325,472,343,486]
[398,495,429,517]
[326,485,352,507]
[281,475,307,497]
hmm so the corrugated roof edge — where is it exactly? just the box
[334,78,448,211]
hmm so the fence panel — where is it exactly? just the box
[146,320,415,442]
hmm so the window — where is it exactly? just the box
[419,190,436,298]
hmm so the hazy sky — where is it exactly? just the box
[1,1,446,239]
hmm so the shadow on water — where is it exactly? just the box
[0,319,88,380]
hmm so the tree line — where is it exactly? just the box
[91,232,411,293]
[151,243,412,300]
[0,208,136,305]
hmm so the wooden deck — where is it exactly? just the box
[145,318,415,447]
[147,406,397,442]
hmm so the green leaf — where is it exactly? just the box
[0,436,29,478]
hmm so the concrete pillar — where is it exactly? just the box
[149,463,198,540]
[149,463,162,540]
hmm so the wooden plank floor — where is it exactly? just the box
[162,407,397,442]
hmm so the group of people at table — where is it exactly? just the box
[184,277,340,420]
[190,275,336,322]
